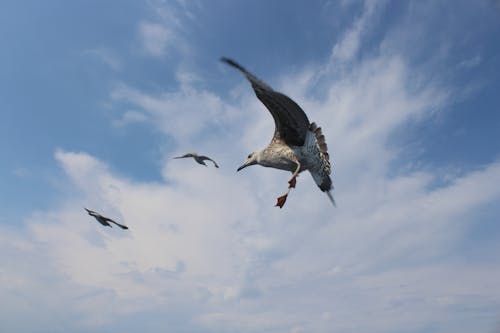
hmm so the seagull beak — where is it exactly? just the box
[237,160,254,172]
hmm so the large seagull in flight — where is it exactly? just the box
[221,57,335,208]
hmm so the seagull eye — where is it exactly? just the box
[248,154,252,159]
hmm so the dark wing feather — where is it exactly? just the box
[200,156,219,168]
[113,222,128,230]
[103,216,128,230]
[203,156,219,168]
[94,216,111,227]
[221,57,310,146]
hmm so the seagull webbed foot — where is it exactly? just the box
[288,176,297,189]
[275,194,288,208]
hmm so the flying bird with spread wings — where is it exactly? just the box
[173,152,219,168]
[84,208,128,230]
[221,57,335,208]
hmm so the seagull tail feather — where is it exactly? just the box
[326,191,336,207]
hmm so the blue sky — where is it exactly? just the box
[1,0,500,332]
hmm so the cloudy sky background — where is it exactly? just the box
[1,1,500,332]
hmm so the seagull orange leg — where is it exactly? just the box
[288,162,301,188]
[276,162,301,208]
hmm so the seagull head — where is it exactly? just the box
[84,208,95,216]
[237,152,259,171]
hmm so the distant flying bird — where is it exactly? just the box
[221,57,335,208]
[84,208,128,230]
[173,152,220,168]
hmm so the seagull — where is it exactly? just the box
[221,57,335,208]
[84,208,128,230]
[173,152,220,168]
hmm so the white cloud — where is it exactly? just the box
[138,22,174,57]
[2,1,500,332]
[111,110,148,127]
[136,1,199,59]
[109,79,246,148]
[330,0,383,64]
[4,49,500,330]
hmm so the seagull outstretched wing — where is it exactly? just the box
[199,155,219,168]
[221,57,310,146]
[104,217,129,230]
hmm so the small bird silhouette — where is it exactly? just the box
[84,208,128,230]
[173,152,219,168]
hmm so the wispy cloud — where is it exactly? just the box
[4,45,500,331]
[138,22,174,57]
[111,110,148,127]
[136,0,198,58]
[82,48,122,70]
[457,55,482,69]
[110,81,239,145]
[2,1,499,332]
[330,0,383,64]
